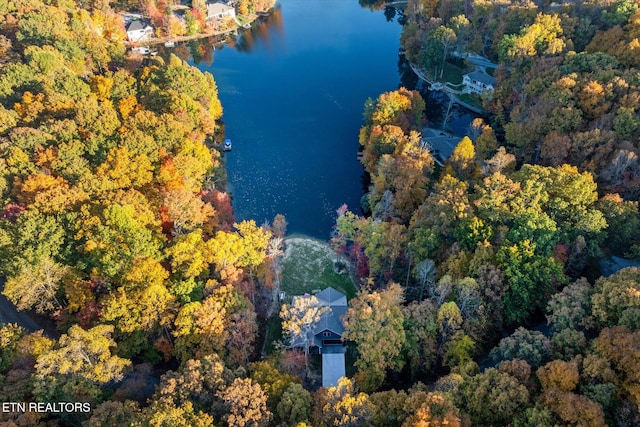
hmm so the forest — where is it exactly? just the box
[1,0,640,426]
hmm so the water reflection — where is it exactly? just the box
[359,0,386,11]
[397,54,479,136]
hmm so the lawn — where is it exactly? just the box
[458,93,484,109]
[280,237,357,300]
[440,62,465,85]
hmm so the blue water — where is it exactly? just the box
[193,0,403,238]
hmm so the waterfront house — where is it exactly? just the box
[126,19,154,42]
[421,127,462,164]
[310,287,347,354]
[463,71,496,95]
[207,2,236,21]
[290,287,347,387]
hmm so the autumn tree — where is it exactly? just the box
[403,300,438,377]
[343,283,406,392]
[312,377,374,427]
[3,257,68,314]
[218,378,272,427]
[33,325,131,401]
[444,136,476,179]
[0,323,26,372]
[84,401,142,427]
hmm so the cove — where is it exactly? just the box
[192,0,404,239]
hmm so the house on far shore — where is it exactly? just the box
[463,71,496,95]
[207,2,236,21]
[126,19,154,42]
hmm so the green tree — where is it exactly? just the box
[343,283,406,392]
[591,267,640,330]
[490,327,551,368]
[497,239,567,325]
[546,278,594,331]
[276,383,312,426]
[460,368,530,426]
[403,300,438,377]
[250,360,299,412]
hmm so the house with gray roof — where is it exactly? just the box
[290,287,348,387]
[311,287,347,353]
[126,19,154,43]
[463,71,496,95]
[421,127,462,164]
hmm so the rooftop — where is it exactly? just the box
[126,19,152,32]
[208,2,235,15]
[421,127,462,160]
[316,287,347,307]
[465,71,496,86]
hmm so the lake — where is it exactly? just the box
[185,0,475,239]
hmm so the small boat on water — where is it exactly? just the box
[164,40,175,48]
[223,139,232,151]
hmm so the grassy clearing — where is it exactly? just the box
[458,93,484,109]
[441,62,465,85]
[280,238,356,300]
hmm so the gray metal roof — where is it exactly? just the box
[421,127,461,160]
[466,71,496,86]
[126,20,152,32]
[315,287,347,307]
[313,305,346,336]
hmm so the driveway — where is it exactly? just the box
[322,353,346,388]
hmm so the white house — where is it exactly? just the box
[463,71,496,95]
[207,2,236,21]
[126,19,154,42]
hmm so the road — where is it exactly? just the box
[0,279,57,335]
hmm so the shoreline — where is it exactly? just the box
[127,13,263,48]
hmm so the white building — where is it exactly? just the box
[207,2,236,21]
[126,19,154,42]
[463,71,496,95]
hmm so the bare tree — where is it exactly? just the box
[415,259,436,302]
[280,296,330,368]
[483,146,516,176]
